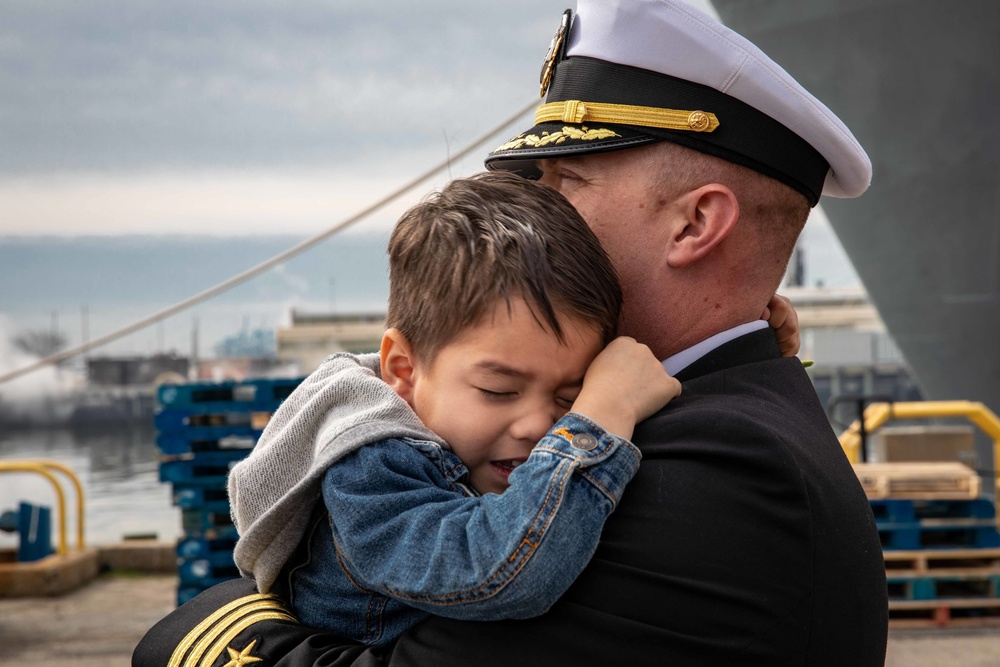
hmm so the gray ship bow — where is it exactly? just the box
[713,0,1000,412]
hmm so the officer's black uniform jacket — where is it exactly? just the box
[134,328,889,667]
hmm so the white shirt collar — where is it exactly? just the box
[661,320,769,376]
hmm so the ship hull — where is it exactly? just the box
[713,0,1000,412]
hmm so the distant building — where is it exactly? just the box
[88,353,190,387]
[276,311,385,374]
[194,357,295,382]
[785,286,925,429]
[214,328,276,359]
[73,353,190,425]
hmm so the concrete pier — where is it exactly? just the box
[0,573,175,667]
[0,540,175,598]
[0,564,998,666]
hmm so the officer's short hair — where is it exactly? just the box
[386,171,621,363]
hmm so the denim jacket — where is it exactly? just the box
[287,412,641,646]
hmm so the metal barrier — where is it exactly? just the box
[838,400,1000,491]
[0,460,86,555]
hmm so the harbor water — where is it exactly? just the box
[0,424,182,550]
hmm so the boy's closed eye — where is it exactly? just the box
[475,387,579,410]
[554,395,575,410]
[477,388,518,400]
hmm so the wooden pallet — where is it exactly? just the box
[885,549,1000,626]
[854,462,981,500]
[889,597,1000,628]
[887,573,1000,602]
[884,548,1000,576]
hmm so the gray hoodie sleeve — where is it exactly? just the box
[227,352,444,593]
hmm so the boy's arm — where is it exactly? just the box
[324,412,640,620]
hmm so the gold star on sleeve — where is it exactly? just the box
[221,638,264,667]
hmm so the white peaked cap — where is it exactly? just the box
[487,0,872,203]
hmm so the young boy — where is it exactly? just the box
[228,172,795,646]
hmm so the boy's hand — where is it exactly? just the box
[761,293,800,357]
[571,337,681,441]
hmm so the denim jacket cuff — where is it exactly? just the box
[535,412,642,507]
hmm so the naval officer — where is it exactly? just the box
[134,1,888,665]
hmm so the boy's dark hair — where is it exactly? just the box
[387,171,622,362]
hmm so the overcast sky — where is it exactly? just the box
[0,0,721,236]
[0,0,864,373]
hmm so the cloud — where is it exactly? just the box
[0,0,570,175]
[0,0,718,234]
[0,167,437,235]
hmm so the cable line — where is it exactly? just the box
[0,99,537,387]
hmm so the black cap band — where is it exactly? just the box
[490,56,831,206]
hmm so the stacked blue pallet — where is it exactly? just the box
[874,498,1000,551]
[878,496,1000,621]
[155,377,304,605]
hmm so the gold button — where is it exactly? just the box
[688,111,711,132]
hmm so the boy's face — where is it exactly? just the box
[409,298,603,495]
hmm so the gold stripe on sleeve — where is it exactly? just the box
[167,593,294,667]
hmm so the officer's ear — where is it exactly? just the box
[665,183,740,268]
[380,328,417,404]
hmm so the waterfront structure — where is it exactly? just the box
[88,354,189,387]
[276,310,385,374]
[193,357,292,383]
[787,286,925,428]
[213,328,277,360]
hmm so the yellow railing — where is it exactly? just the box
[0,459,86,556]
[839,400,1000,489]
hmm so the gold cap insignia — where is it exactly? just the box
[539,9,572,98]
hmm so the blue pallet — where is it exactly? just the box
[160,461,230,487]
[871,498,996,524]
[154,408,256,433]
[880,523,1000,550]
[179,549,236,570]
[887,574,1000,601]
[159,451,250,487]
[178,556,241,586]
[172,485,231,510]
[162,449,250,466]
[156,432,260,456]
[180,525,239,542]
[239,378,303,404]
[158,378,303,410]
[181,508,237,536]
[156,424,260,447]
[158,382,239,408]
[177,535,238,560]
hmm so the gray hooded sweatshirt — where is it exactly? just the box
[227,352,446,593]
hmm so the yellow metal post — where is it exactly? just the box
[838,400,1000,499]
[0,459,87,555]
[0,463,68,555]
[35,459,86,550]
